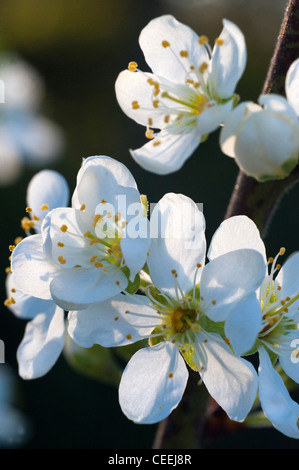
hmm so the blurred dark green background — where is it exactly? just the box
[0,0,299,449]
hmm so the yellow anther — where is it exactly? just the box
[32,214,40,221]
[279,247,286,256]
[101,199,107,204]
[60,224,68,232]
[280,300,285,305]
[114,317,119,321]
[41,204,49,211]
[277,286,282,291]
[148,117,153,127]
[162,40,170,48]
[225,337,230,345]
[5,267,12,274]
[89,255,98,263]
[145,128,154,139]
[128,61,138,72]
[190,65,195,70]
[21,217,34,231]
[89,238,100,245]
[187,79,194,84]
[113,214,120,223]
[180,50,189,57]
[212,300,217,305]
[164,115,170,124]
[153,140,161,147]
[94,261,103,268]
[168,372,173,378]
[153,100,159,108]
[57,242,64,247]
[4,297,15,307]
[93,214,103,227]
[126,334,132,340]
[276,264,281,270]
[194,82,201,88]
[80,204,86,211]
[57,256,66,265]
[116,281,120,286]
[199,62,208,74]
[197,263,202,268]
[153,86,160,97]
[147,78,155,86]
[14,236,23,245]
[268,257,274,263]
[131,100,140,110]
[10,288,16,293]
[84,231,92,238]
[26,207,32,213]
[198,35,209,45]
[9,245,15,252]
[215,38,224,46]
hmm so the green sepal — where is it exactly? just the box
[258,158,298,182]
[122,266,141,294]
[63,335,122,387]
[113,339,148,362]
[148,326,164,346]
[147,285,172,309]
[181,344,198,372]
[200,315,225,337]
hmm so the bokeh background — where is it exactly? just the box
[0,0,298,449]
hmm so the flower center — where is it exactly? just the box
[258,248,299,355]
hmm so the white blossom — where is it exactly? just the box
[115,15,246,174]
[220,59,299,181]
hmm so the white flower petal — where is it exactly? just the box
[119,342,188,424]
[276,252,299,304]
[208,215,266,261]
[234,109,299,180]
[280,345,299,384]
[13,114,64,165]
[10,234,59,300]
[201,249,266,321]
[72,155,137,212]
[196,99,234,136]
[50,267,128,310]
[224,293,262,356]
[219,101,260,158]
[210,19,246,99]
[286,58,299,116]
[139,15,209,84]
[148,193,206,296]
[26,169,69,228]
[42,207,95,269]
[130,127,201,175]
[5,273,55,319]
[68,294,160,348]
[259,94,299,130]
[115,70,171,129]
[199,333,258,421]
[17,305,65,380]
[258,346,299,438]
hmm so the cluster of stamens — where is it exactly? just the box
[54,202,126,286]
[127,33,225,143]
[121,264,221,373]
[258,247,299,358]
